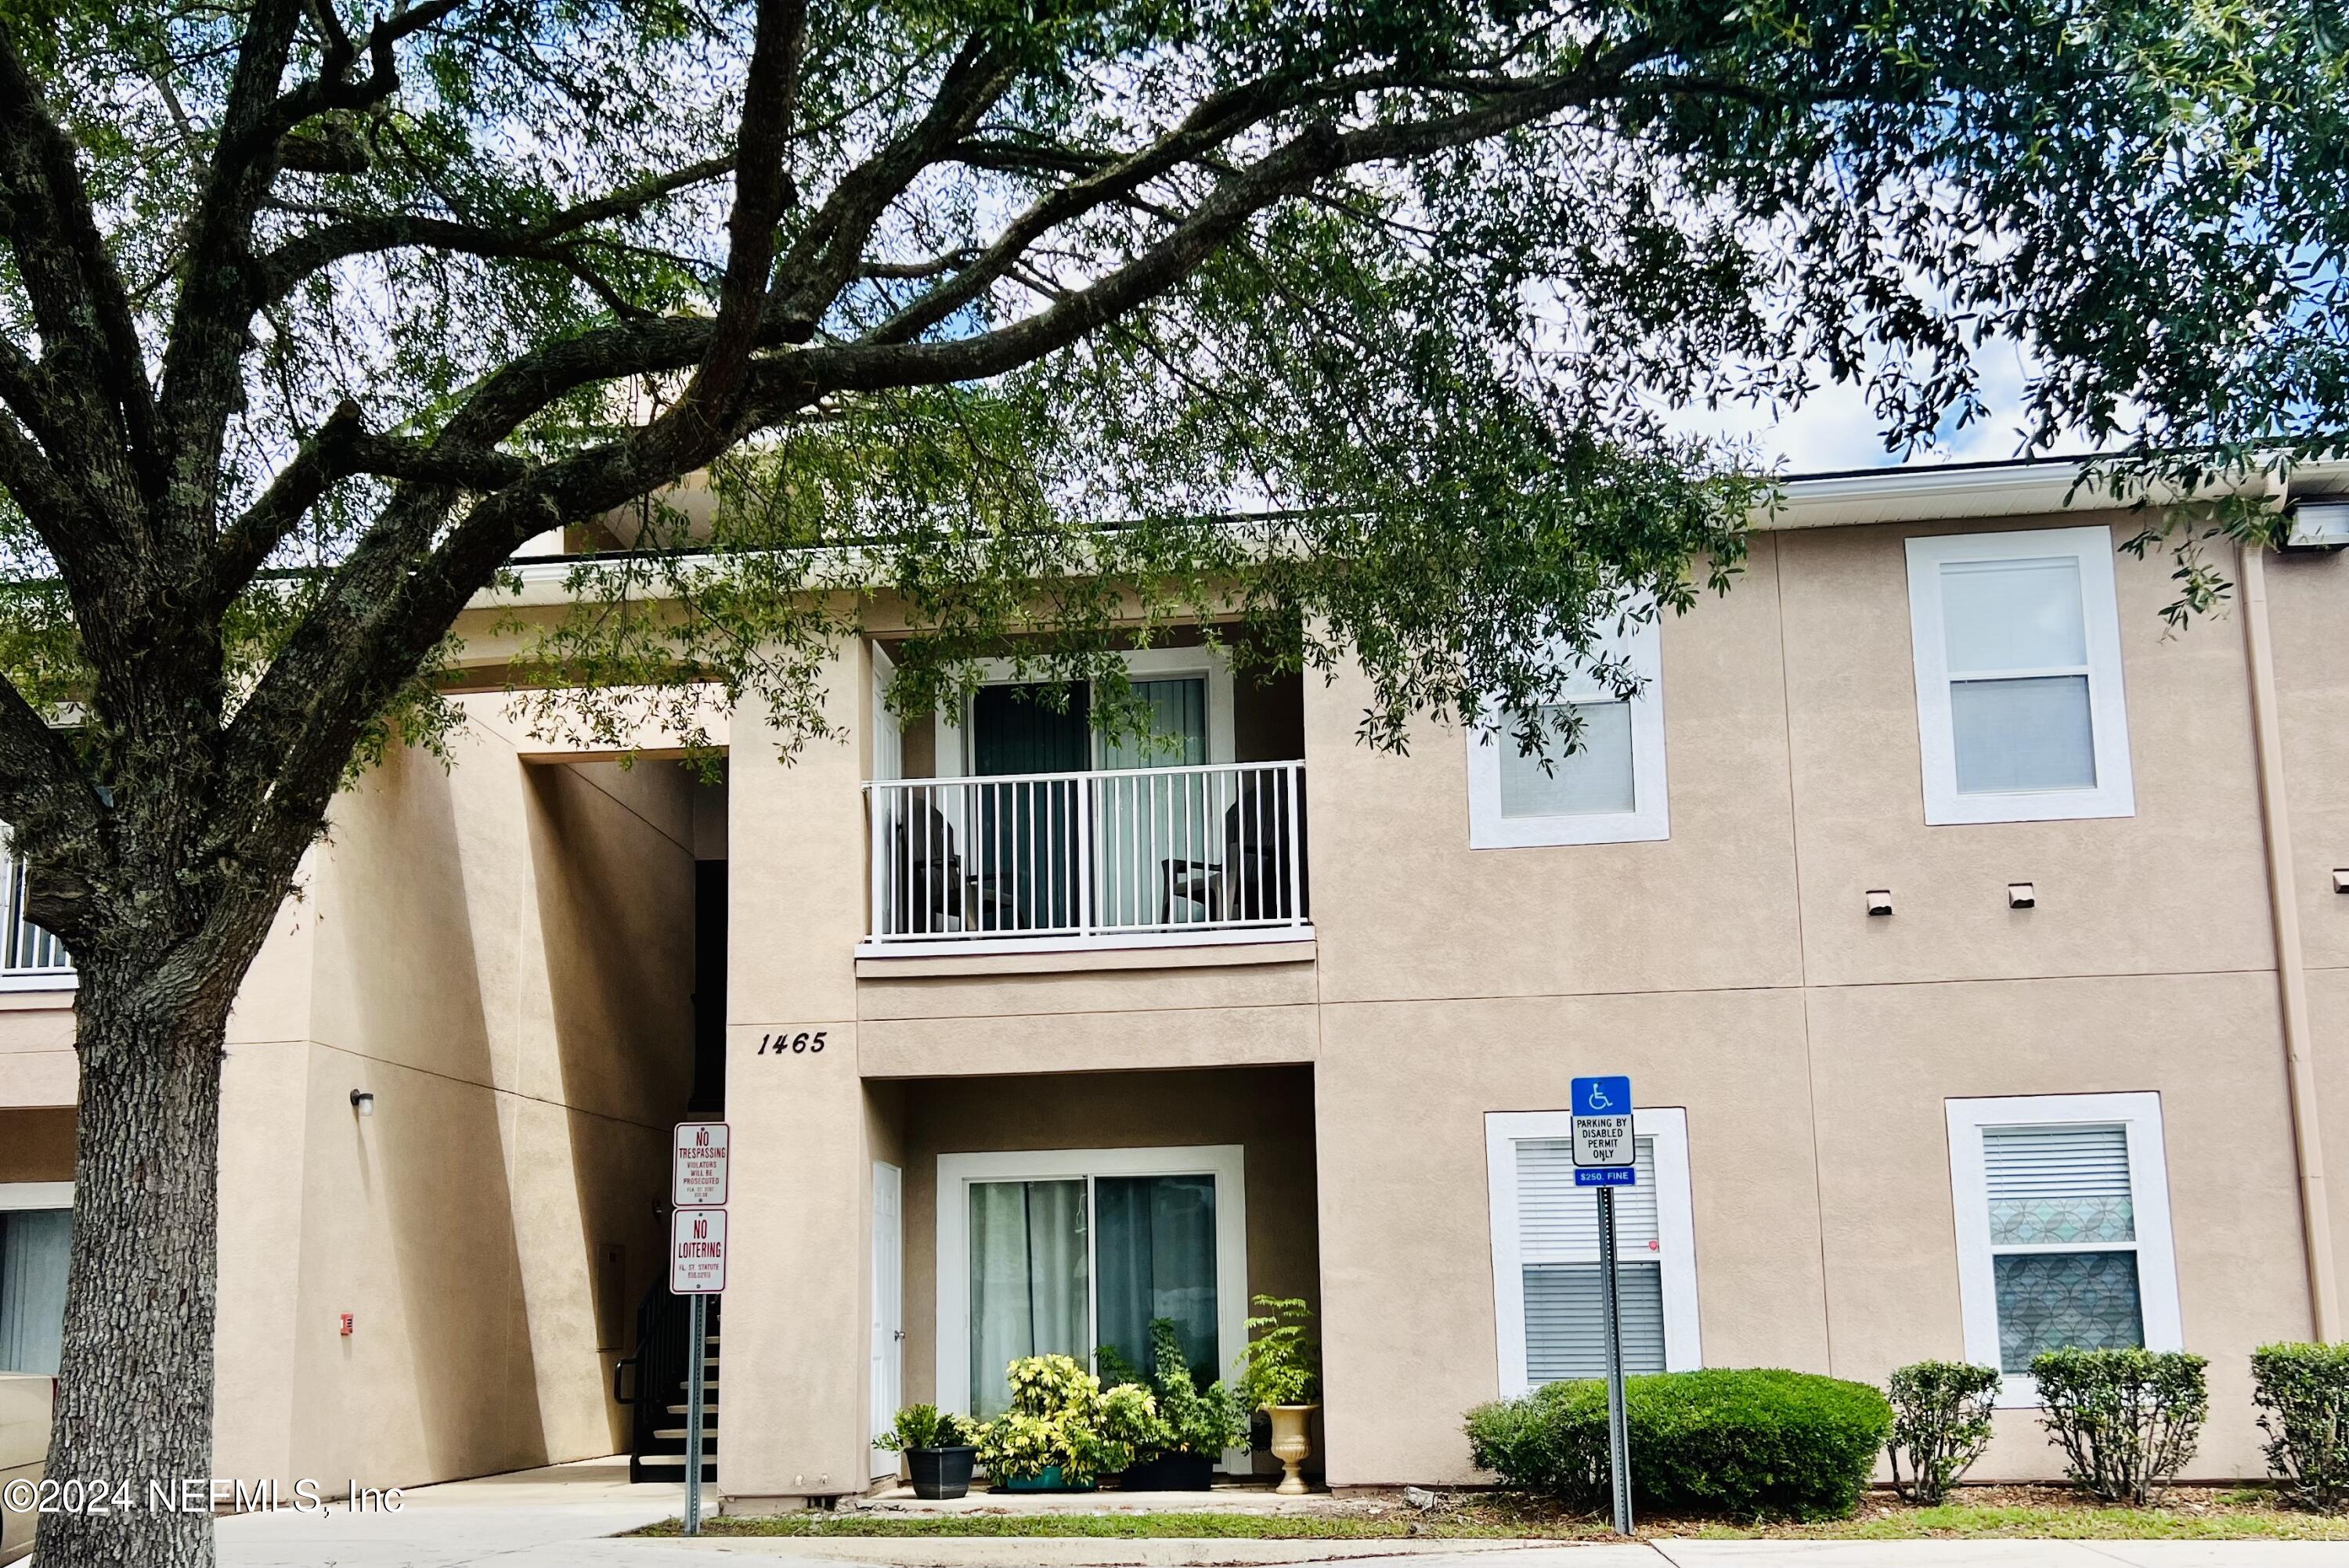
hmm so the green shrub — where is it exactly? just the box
[1236,1295,1319,1410]
[2253,1341,2349,1512]
[1464,1368,1893,1520]
[976,1354,1160,1485]
[2030,1347,2207,1505]
[877,1403,978,1452]
[1885,1361,2000,1505]
[1146,1318,1248,1455]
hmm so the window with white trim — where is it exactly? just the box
[1485,1108,1700,1394]
[1946,1094,2182,1404]
[1467,616,1668,848]
[1904,527,2134,824]
[0,826,71,988]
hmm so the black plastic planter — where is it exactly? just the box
[907,1445,976,1499]
[1120,1451,1215,1491]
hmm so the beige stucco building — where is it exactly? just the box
[2,458,2346,1507]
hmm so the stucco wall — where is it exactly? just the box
[211,721,698,1492]
[1299,520,2309,1484]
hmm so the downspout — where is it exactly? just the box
[2240,535,2342,1342]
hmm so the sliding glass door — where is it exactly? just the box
[949,1149,1243,1425]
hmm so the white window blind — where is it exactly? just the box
[1939,557,2096,795]
[1498,702,1636,818]
[1947,1095,2180,1404]
[1980,1123,2142,1372]
[1467,610,1669,849]
[1516,1137,1664,1381]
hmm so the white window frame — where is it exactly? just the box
[1466,615,1669,849]
[931,646,1237,777]
[1945,1092,2182,1408]
[1904,526,2134,825]
[935,1144,1249,1469]
[1485,1107,1700,1396]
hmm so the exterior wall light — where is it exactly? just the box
[350,1089,375,1116]
[1864,889,1893,917]
[2334,869,2349,895]
[2007,882,2036,909]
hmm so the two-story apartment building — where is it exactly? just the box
[1,456,2345,1509]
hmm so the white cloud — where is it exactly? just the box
[1663,337,2103,476]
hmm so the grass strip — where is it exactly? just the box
[1683,1504,2349,1542]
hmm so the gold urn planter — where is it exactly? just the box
[1266,1403,1318,1495]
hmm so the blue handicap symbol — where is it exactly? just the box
[1572,1075,1632,1119]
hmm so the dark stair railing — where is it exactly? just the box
[615,1281,720,1483]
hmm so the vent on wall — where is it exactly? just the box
[2284,500,2349,552]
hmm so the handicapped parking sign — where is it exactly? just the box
[1570,1075,1636,1186]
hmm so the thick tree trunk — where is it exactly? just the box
[34,959,231,1568]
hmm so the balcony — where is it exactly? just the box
[2,849,70,988]
[862,760,1309,957]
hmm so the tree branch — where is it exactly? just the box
[0,24,164,503]
[254,153,737,303]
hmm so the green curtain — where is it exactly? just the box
[1093,1175,1218,1389]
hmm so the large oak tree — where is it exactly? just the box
[1,0,2340,1561]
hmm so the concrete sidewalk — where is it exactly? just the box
[209,1462,2349,1568]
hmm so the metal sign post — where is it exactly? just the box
[671,1122,730,1537]
[1596,1186,1633,1536]
[1570,1076,1636,1537]
[687,1292,708,1534]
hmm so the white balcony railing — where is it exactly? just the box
[864,760,1308,953]
[3,850,70,979]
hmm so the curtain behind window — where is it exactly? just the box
[1094,1175,1217,1387]
[968,1181,1088,1418]
[0,1208,71,1374]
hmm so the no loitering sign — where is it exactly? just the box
[669,1205,728,1294]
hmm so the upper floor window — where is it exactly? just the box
[1945,1093,2182,1406]
[1467,615,1668,848]
[1903,526,2134,824]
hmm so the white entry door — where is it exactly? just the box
[871,1161,904,1475]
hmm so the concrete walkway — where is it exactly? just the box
[209,1462,2349,1568]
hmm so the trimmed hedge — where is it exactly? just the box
[2253,1342,2349,1512]
[1466,1368,1893,1520]
[2031,1347,2207,1505]
[1885,1361,2000,1505]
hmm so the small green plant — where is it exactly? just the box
[2253,1341,2349,1512]
[1093,1342,1145,1390]
[1885,1361,2001,1505]
[976,1354,1161,1486]
[1236,1295,1319,1411]
[1465,1368,1893,1520]
[1146,1318,1248,1455]
[2030,1347,2208,1505]
[877,1403,978,1452]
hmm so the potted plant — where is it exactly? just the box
[1121,1319,1248,1491]
[1236,1295,1320,1495]
[878,1404,980,1500]
[976,1354,1160,1492]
